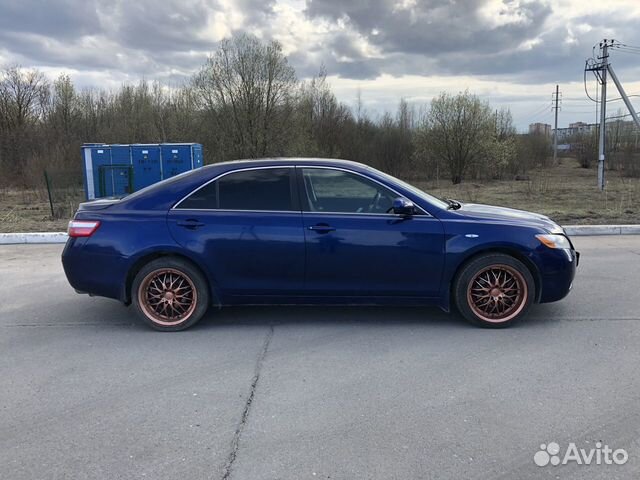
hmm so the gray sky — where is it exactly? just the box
[1,0,640,130]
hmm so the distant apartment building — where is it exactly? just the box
[529,123,551,136]
[553,121,597,140]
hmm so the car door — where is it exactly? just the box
[167,166,305,297]
[299,167,445,298]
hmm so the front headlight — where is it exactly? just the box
[536,234,571,249]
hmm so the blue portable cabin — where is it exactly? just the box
[160,143,203,179]
[81,143,203,200]
[105,144,134,197]
[81,144,111,201]
[131,144,162,192]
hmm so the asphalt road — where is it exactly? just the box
[1,236,640,480]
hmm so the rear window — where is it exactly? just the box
[177,168,295,211]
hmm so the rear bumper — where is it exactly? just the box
[61,238,129,302]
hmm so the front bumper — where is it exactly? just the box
[538,247,578,303]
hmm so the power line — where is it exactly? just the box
[561,110,598,114]
[610,43,640,55]
[584,64,600,102]
[518,103,553,126]
[584,41,640,104]
[584,70,640,104]
[610,48,640,56]
[519,102,551,119]
[614,41,640,48]
[520,108,552,127]
[606,113,635,120]
[562,96,640,103]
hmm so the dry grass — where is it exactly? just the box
[0,188,73,233]
[416,157,640,225]
[1,157,639,232]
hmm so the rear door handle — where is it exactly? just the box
[308,224,335,233]
[177,219,205,229]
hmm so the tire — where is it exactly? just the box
[131,257,210,331]
[453,253,535,328]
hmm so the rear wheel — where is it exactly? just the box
[453,253,535,328]
[131,258,209,331]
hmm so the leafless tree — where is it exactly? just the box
[292,69,352,157]
[424,91,494,184]
[193,34,297,161]
[0,66,50,180]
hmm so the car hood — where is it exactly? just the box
[454,203,563,232]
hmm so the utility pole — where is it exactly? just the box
[597,41,609,191]
[552,85,561,164]
[586,39,640,190]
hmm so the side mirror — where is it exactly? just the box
[392,197,415,216]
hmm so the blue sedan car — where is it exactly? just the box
[62,158,578,331]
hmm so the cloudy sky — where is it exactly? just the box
[1,0,640,130]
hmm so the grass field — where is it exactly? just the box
[1,157,639,233]
[417,157,640,225]
[0,188,76,233]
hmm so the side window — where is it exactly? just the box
[177,168,295,211]
[302,168,396,214]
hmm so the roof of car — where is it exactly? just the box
[122,157,374,208]
[209,157,369,169]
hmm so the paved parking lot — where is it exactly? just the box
[1,236,640,479]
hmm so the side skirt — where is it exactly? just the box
[220,295,442,307]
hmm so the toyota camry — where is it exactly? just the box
[62,158,578,331]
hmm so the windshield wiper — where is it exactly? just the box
[444,198,462,210]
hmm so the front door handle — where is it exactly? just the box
[308,224,335,233]
[177,219,205,229]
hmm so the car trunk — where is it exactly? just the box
[76,198,121,212]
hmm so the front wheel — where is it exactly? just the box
[453,253,535,328]
[131,258,209,331]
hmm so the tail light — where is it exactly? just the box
[68,220,101,238]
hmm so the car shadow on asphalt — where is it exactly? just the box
[200,305,461,329]
[63,296,563,332]
[84,300,471,331]
[200,304,567,331]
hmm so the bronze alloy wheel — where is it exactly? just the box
[466,264,528,323]
[138,268,197,326]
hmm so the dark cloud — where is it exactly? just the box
[303,0,553,79]
[306,0,551,55]
[109,0,220,52]
[235,0,277,22]
[300,0,640,84]
[0,0,272,75]
[0,0,102,39]
[0,0,640,104]
[0,31,120,71]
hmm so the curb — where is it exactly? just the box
[0,232,68,245]
[563,225,640,236]
[2,225,640,245]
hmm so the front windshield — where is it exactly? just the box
[373,169,449,210]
